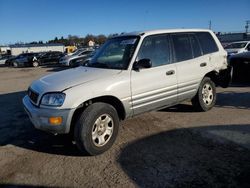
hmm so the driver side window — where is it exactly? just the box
[137,35,170,67]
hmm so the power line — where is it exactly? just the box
[245,20,250,33]
[209,20,212,30]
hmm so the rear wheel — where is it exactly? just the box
[74,102,119,155]
[192,77,216,111]
[32,61,39,67]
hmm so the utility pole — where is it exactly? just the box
[245,20,250,33]
[209,20,212,30]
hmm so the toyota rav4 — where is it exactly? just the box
[23,29,232,155]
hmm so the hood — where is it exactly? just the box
[230,51,250,60]
[31,66,121,94]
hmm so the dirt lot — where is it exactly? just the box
[0,66,250,188]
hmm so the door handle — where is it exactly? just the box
[200,62,207,67]
[166,70,175,76]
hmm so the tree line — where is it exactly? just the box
[27,33,119,46]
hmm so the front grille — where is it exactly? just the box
[28,88,39,104]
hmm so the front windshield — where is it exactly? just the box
[225,42,247,49]
[87,36,139,70]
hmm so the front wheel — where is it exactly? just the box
[69,60,77,67]
[191,77,216,111]
[13,62,18,67]
[74,102,119,155]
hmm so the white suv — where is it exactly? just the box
[23,29,232,155]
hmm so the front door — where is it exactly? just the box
[131,34,178,115]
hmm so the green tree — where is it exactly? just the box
[84,34,96,46]
[96,34,107,44]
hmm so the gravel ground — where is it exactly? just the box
[0,66,249,188]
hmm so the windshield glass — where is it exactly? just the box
[87,36,139,70]
[225,42,247,49]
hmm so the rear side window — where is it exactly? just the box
[189,34,202,58]
[172,34,193,62]
[196,32,218,54]
[137,35,171,67]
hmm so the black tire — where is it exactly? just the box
[5,61,9,66]
[74,102,119,155]
[191,77,216,112]
[69,60,74,67]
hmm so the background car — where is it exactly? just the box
[224,41,250,56]
[229,51,250,82]
[71,53,95,67]
[5,55,17,66]
[59,49,94,67]
[0,55,14,65]
[37,51,63,66]
[64,47,90,57]
[12,53,40,67]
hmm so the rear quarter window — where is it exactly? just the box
[196,32,218,54]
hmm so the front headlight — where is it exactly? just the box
[41,93,65,107]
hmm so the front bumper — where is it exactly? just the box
[59,60,69,66]
[23,95,75,134]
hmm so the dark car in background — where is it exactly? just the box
[5,51,63,67]
[229,51,250,82]
[37,51,63,66]
[11,53,40,67]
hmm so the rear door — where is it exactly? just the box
[196,32,231,87]
[17,54,29,65]
[171,33,209,101]
[48,52,57,63]
[196,32,220,71]
[42,53,53,64]
[131,34,178,115]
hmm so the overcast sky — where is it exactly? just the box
[0,0,249,44]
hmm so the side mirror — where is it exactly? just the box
[133,58,152,70]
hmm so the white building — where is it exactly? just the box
[0,46,11,54]
[9,43,65,56]
[88,40,95,47]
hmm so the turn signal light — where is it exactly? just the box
[49,117,62,125]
